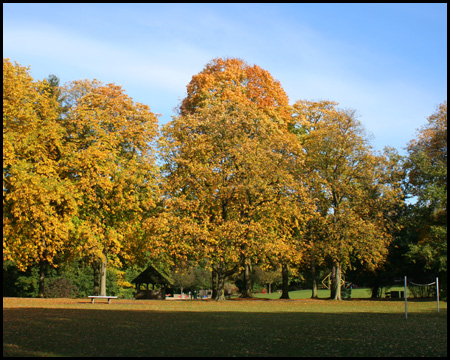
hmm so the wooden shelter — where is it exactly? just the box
[131,264,173,300]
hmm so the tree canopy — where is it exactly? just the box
[292,100,405,299]
[3,59,78,271]
[3,57,446,300]
[405,101,447,275]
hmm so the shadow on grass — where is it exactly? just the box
[3,307,447,357]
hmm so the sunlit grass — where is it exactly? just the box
[253,286,410,300]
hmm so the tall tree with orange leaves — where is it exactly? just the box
[160,58,312,300]
[179,57,292,123]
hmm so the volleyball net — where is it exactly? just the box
[403,276,440,319]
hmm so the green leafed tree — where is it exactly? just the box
[404,101,447,283]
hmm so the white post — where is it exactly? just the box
[436,277,440,313]
[404,276,407,319]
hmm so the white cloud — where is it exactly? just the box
[4,5,444,153]
[3,21,209,94]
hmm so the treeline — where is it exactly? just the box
[3,58,447,300]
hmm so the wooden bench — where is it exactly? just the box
[88,295,118,304]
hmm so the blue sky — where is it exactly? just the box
[3,3,447,154]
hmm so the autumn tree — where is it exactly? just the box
[179,57,291,124]
[62,80,160,296]
[170,263,196,296]
[160,58,310,300]
[253,265,282,294]
[42,74,70,117]
[404,101,447,284]
[292,100,404,300]
[3,59,79,297]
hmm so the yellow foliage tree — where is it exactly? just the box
[3,59,79,297]
[293,100,404,299]
[160,58,313,300]
[62,80,160,296]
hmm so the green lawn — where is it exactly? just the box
[253,287,407,299]
[3,296,447,357]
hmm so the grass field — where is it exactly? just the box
[254,287,375,299]
[3,293,447,357]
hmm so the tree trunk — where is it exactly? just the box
[93,259,101,296]
[311,257,318,299]
[330,265,336,299]
[240,260,253,298]
[213,263,238,301]
[38,259,47,298]
[331,263,342,300]
[215,271,226,301]
[371,282,380,299]
[280,263,290,299]
[211,269,218,300]
[100,248,107,296]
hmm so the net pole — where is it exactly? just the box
[404,276,407,319]
[436,277,440,313]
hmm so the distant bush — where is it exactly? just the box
[13,267,40,298]
[45,277,78,298]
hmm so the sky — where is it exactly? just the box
[3,3,447,154]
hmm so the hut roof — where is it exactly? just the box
[131,264,173,285]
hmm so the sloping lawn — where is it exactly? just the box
[3,297,447,357]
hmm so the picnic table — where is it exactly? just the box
[385,291,403,299]
[88,295,118,304]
